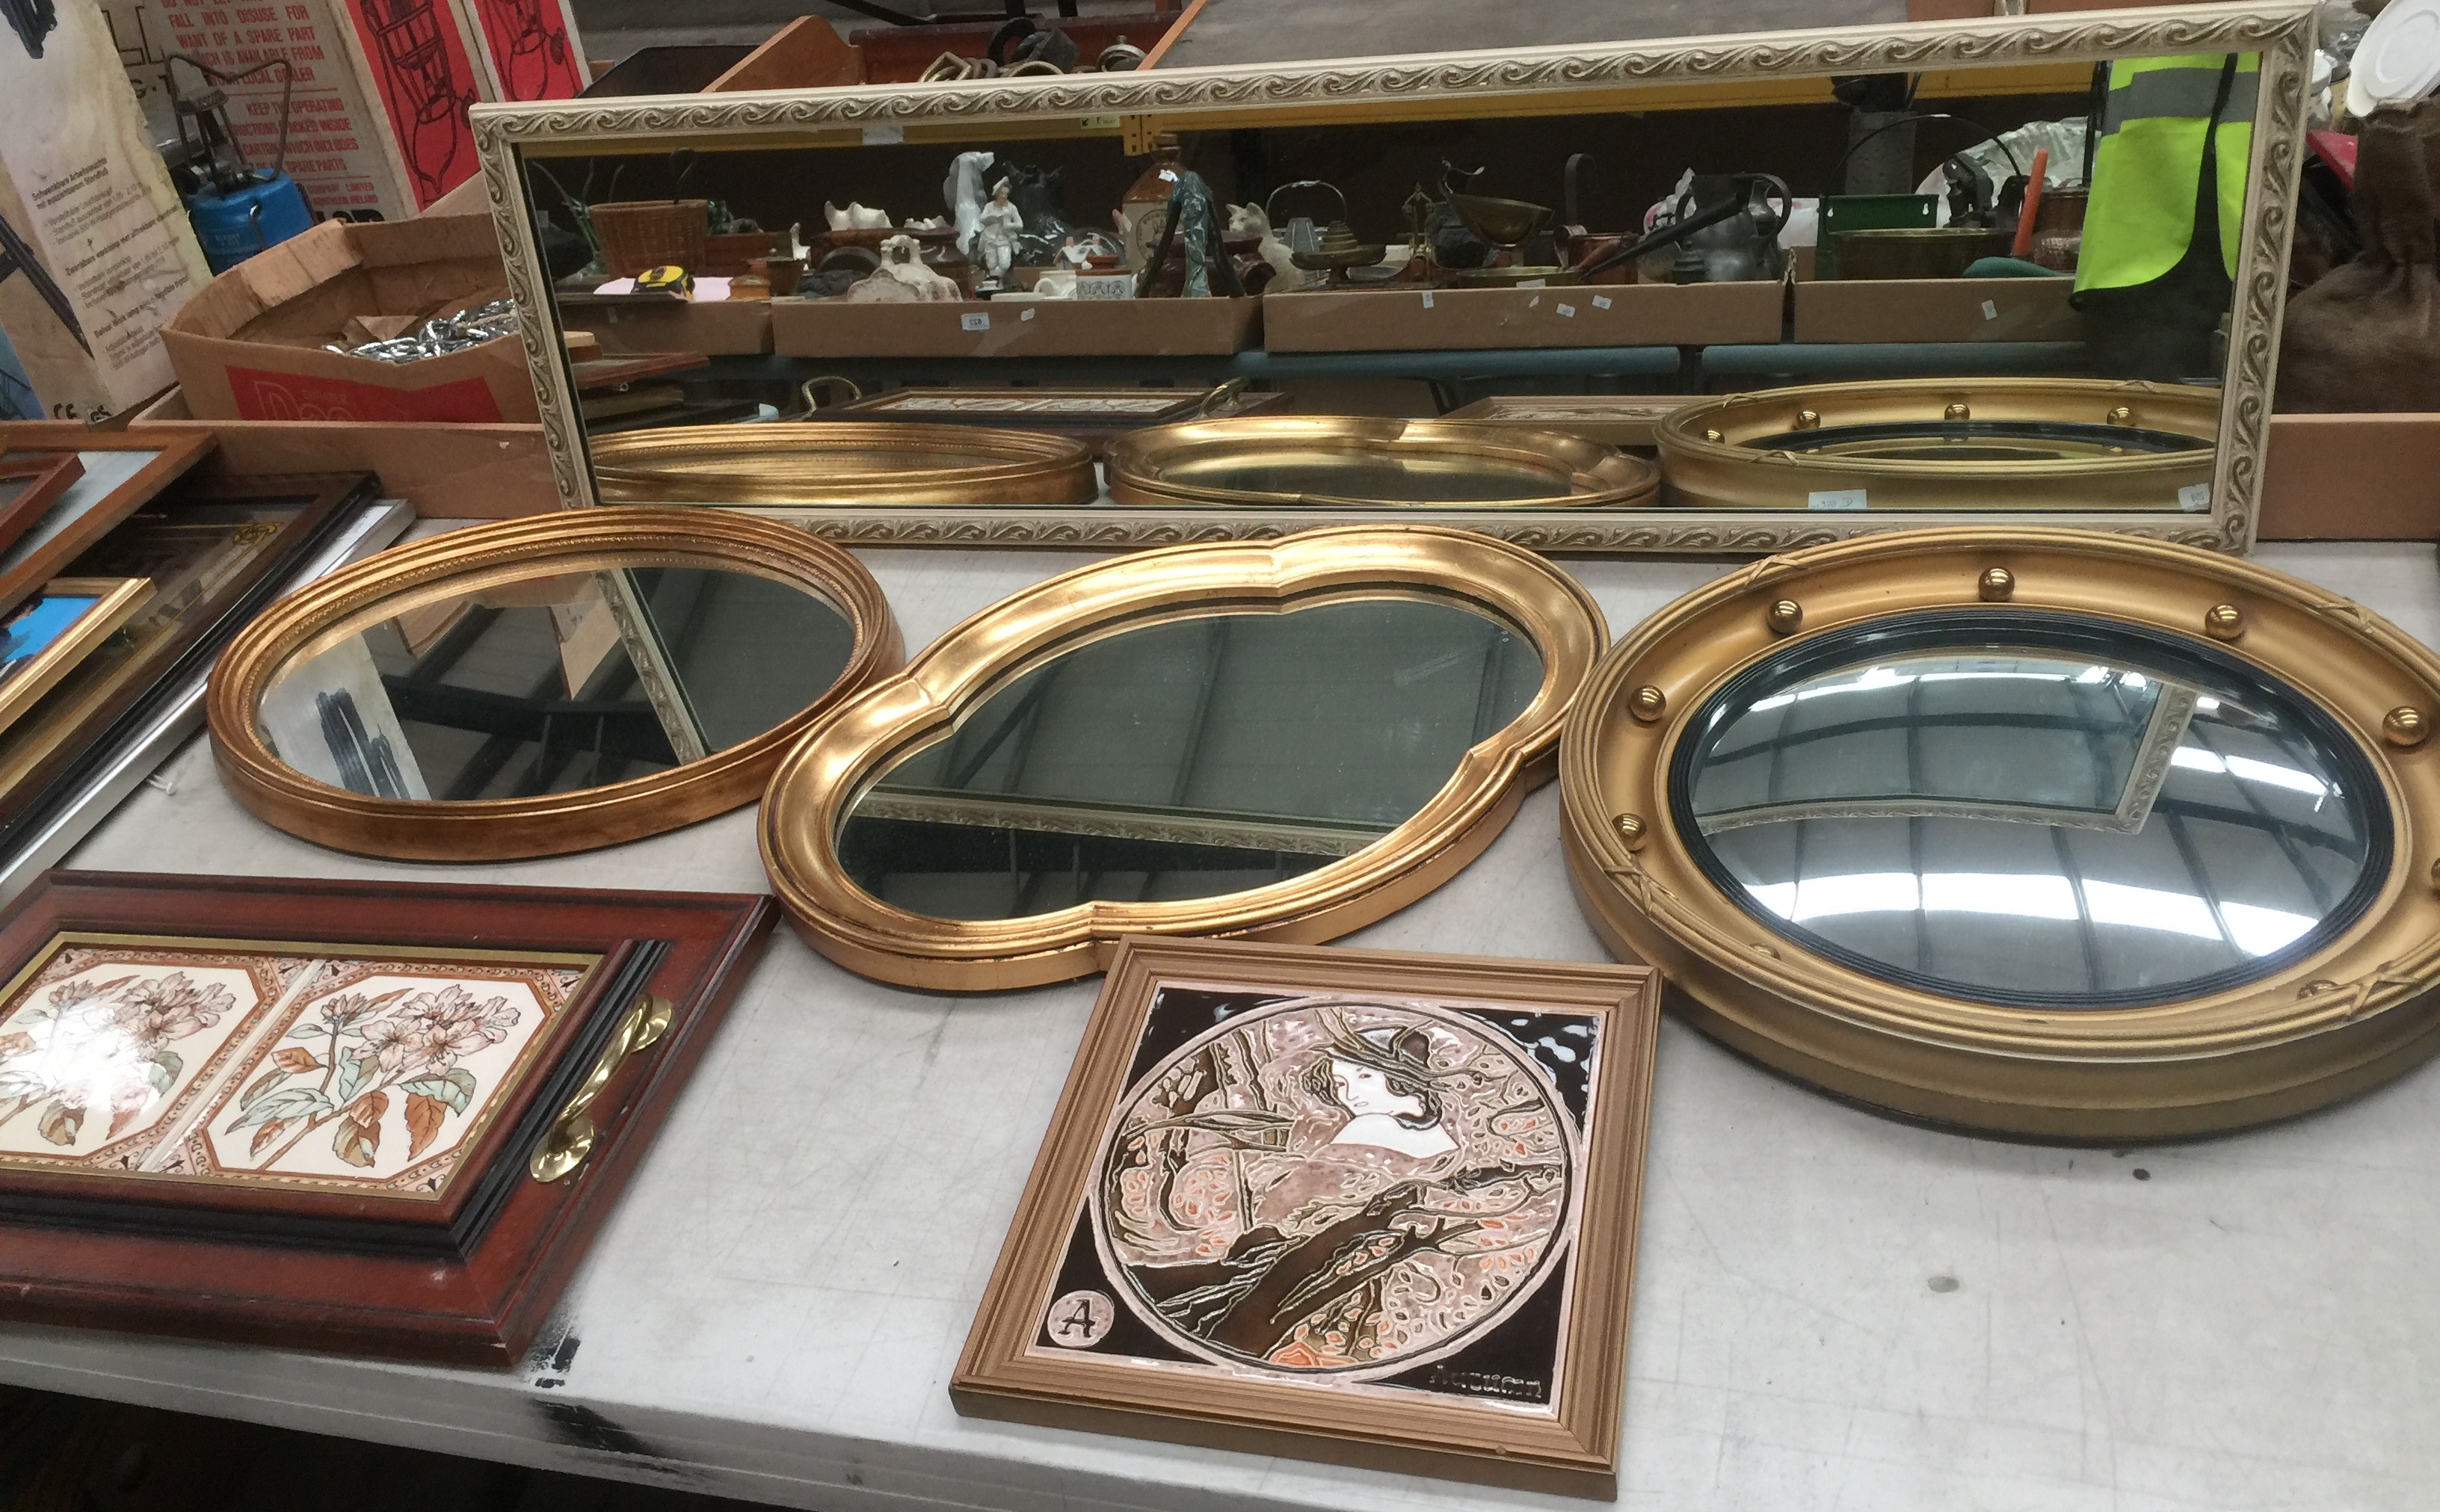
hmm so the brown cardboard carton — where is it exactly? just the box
[158,217,537,423]
[1793,277,2080,344]
[567,297,774,357]
[771,297,1259,358]
[133,388,553,518]
[1263,283,1781,352]
[2258,413,2440,540]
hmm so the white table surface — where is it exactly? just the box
[7,541,2439,1512]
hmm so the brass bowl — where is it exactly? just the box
[591,422,1097,506]
[1657,377,2220,513]
[1827,226,2013,280]
[1449,192,1554,250]
[1106,416,1659,509]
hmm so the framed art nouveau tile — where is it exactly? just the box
[0,871,775,1363]
[954,937,1660,1498]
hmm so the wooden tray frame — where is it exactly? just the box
[0,871,774,1364]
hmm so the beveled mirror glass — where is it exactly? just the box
[1562,528,2440,1140]
[472,3,2310,553]
[210,510,901,860]
[839,597,1544,919]
[763,527,1603,988]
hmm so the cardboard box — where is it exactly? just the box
[2258,412,2440,540]
[158,215,536,422]
[567,297,773,357]
[133,387,552,516]
[771,297,1258,358]
[1793,277,2081,344]
[1262,283,1782,353]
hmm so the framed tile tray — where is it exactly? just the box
[0,871,774,1363]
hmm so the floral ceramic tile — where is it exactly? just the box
[0,944,296,1168]
[0,934,597,1197]
[168,959,589,1195]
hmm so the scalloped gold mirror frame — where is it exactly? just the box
[208,508,902,860]
[761,525,1606,989]
[471,1,2314,555]
[1560,527,2440,1139]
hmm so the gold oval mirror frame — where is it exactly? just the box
[1561,527,2440,1139]
[1106,418,1660,510]
[1657,378,2222,513]
[208,507,902,860]
[590,422,1098,505]
[762,525,1607,990]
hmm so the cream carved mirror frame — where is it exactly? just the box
[470,2,2314,555]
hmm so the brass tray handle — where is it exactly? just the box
[799,375,865,413]
[529,993,674,1183]
[1196,377,1248,418]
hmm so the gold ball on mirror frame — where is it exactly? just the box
[1944,401,1971,421]
[2385,706,2430,747]
[1766,599,1804,636]
[2106,404,2134,425]
[2204,602,2246,641]
[1701,427,1725,443]
[1977,567,2015,602]
[1794,410,1822,430]
[2427,857,2440,891]
[1612,812,1646,849]
[1629,685,1668,723]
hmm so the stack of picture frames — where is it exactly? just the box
[958,938,1663,1498]
[0,422,416,899]
[0,871,775,1361]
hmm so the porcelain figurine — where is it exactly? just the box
[844,234,959,302]
[1227,203,1302,291]
[824,201,892,232]
[944,150,994,255]
[976,182,1023,286]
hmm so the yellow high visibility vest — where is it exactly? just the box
[2075,53,2256,291]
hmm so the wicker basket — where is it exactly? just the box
[589,199,709,279]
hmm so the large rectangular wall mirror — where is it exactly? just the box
[472,2,2311,553]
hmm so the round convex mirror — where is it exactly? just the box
[1562,528,2440,1138]
[763,527,1606,988]
[1674,611,2385,1008]
[837,597,1544,919]
[210,510,900,859]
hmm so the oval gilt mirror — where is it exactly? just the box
[763,527,1606,987]
[209,509,901,859]
[1562,528,2440,1138]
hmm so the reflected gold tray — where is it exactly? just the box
[1658,377,2222,513]
[1104,417,1658,510]
[589,422,1097,507]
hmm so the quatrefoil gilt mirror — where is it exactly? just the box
[1562,528,2440,1138]
[762,526,1605,988]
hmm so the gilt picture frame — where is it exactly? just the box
[470,2,2314,555]
[954,935,1662,1499]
